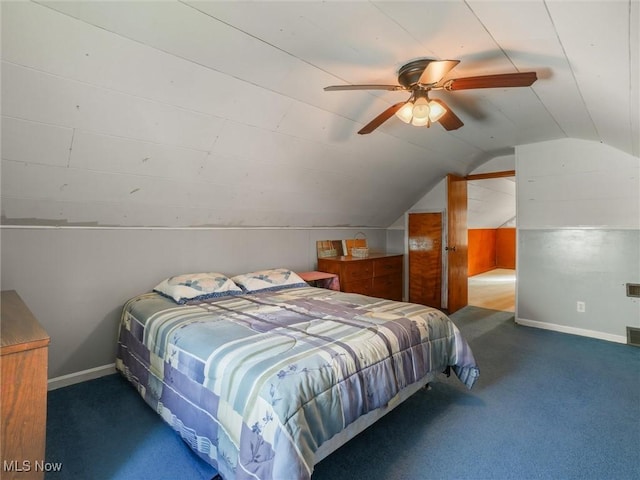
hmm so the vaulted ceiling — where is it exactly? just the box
[1,1,638,228]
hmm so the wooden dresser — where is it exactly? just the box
[317,253,403,301]
[1,290,50,480]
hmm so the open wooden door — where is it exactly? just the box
[447,174,468,313]
[408,212,442,309]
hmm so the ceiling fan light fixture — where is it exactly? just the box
[412,96,430,121]
[395,102,414,123]
[428,100,446,122]
[411,116,430,127]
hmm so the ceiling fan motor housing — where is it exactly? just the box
[398,59,437,87]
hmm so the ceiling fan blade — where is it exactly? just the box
[444,72,537,90]
[358,102,406,135]
[324,84,405,91]
[418,59,460,85]
[430,99,464,131]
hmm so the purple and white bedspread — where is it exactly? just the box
[116,286,478,480]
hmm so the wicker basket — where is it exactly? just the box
[350,232,369,257]
[318,248,338,258]
[351,246,369,258]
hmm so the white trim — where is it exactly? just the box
[0,225,385,231]
[517,226,640,231]
[48,364,116,391]
[515,318,627,344]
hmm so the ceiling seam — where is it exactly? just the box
[541,0,600,143]
[179,0,341,81]
[0,114,208,154]
[369,1,437,58]
[463,1,518,72]
[0,114,74,132]
[66,128,76,168]
[5,63,441,158]
[3,59,230,121]
[0,154,373,190]
[29,0,377,134]
[465,1,567,138]
[179,0,435,133]
[30,0,295,99]
[177,0,403,131]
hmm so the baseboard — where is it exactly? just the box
[515,317,627,344]
[48,363,117,391]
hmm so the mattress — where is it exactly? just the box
[116,285,479,480]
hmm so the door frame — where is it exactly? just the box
[446,174,468,314]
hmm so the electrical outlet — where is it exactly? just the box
[577,301,586,313]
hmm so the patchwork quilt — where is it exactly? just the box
[116,286,478,480]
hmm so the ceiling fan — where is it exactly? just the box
[324,59,537,134]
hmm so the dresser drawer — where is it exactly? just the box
[373,256,402,278]
[317,254,403,302]
[372,275,402,301]
[343,279,374,296]
[341,260,373,282]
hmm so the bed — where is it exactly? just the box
[116,269,479,480]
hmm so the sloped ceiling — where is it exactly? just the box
[468,177,515,229]
[1,1,638,228]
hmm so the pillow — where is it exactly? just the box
[153,272,243,304]
[231,268,308,294]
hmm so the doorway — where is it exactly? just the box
[466,172,516,312]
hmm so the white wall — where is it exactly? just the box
[516,138,640,342]
[470,154,515,174]
[0,227,387,381]
[388,178,448,231]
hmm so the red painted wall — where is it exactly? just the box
[468,227,516,275]
[496,228,516,268]
[468,229,496,276]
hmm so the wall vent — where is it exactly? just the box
[626,283,640,298]
[627,327,640,347]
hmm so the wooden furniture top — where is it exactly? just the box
[298,271,339,282]
[319,253,402,262]
[1,290,50,356]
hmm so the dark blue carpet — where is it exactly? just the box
[45,373,217,480]
[46,306,640,479]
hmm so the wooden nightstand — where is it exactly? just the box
[1,290,50,480]
[298,271,340,291]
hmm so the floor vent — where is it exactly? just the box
[626,283,640,297]
[627,327,640,347]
